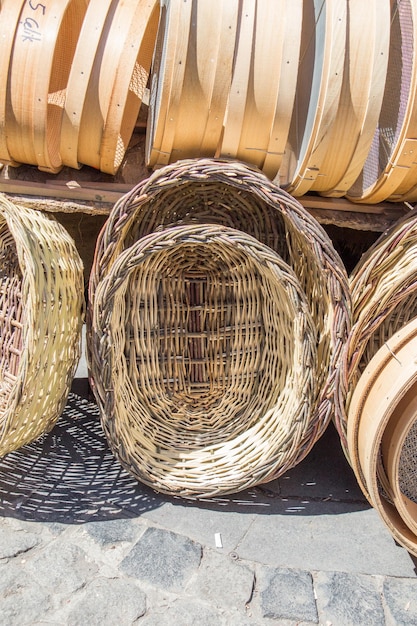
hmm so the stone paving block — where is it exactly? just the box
[314,570,385,626]
[258,566,318,623]
[383,576,417,625]
[187,550,254,611]
[120,527,202,592]
[84,519,138,545]
[0,561,51,625]
[236,507,416,576]
[0,526,39,559]
[62,576,147,626]
[138,599,226,625]
[25,541,98,595]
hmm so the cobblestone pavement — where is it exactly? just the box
[1,381,416,625]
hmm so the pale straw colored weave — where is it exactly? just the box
[337,208,417,453]
[88,158,350,497]
[0,194,84,456]
[91,223,317,497]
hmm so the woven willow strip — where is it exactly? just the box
[337,208,417,452]
[0,194,84,456]
[91,223,317,497]
[88,158,350,495]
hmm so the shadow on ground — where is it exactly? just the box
[0,383,369,524]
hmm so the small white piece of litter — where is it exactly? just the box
[215,533,223,548]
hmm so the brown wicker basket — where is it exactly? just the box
[336,208,417,452]
[90,223,318,497]
[0,194,84,456]
[88,159,350,490]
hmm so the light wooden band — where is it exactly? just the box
[60,0,114,170]
[169,0,239,163]
[263,1,303,179]
[347,0,417,204]
[7,0,86,172]
[145,0,190,167]
[382,393,417,536]
[219,0,257,160]
[283,0,346,196]
[347,318,417,555]
[99,0,160,175]
[0,0,26,167]
[315,0,390,194]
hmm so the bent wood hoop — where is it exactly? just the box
[99,0,160,175]
[60,0,114,169]
[347,0,417,203]
[0,0,26,167]
[6,0,87,172]
[281,0,346,196]
[146,0,239,168]
[221,0,302,177]
[315,0,390,195]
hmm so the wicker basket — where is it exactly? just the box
[0,194,84,456]
[90,223,318,497]
[88,158,350,497]
[336,208,417,452]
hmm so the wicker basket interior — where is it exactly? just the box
[91,223,317,497]
[0,194,85,456]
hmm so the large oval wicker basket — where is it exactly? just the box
[91,223,318,497]
[0,195,84,456]
[88,158,350,497]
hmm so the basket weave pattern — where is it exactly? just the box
[88,158,350,497]
[0,194,85,456]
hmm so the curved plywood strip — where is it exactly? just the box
[7,0,86,172]
[99,0,160,175]
[281,0,346,196]
[347,0,417,203]
[315,0,390,195]
[60,0,114,170]
[0,0,26,167]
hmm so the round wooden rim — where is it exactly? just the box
[283,0,346,196]
[347,317,417,555]
[0,0,26,167]
[263,0,303,179]
[219,0,256,159]
[169,0,239,163]
[347,0,417,203]
[316,0,391,195]
[145,0,188,166]
[99,0,160,175]
[6,0,86,172]
[382,391,417,536]
[60,0,114,169]
[221,0,303,176]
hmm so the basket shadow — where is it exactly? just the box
[0,384,369,524]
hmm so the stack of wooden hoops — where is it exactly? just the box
[1,0,417,204]
[337,210,417,557]
[0,0,159,174]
